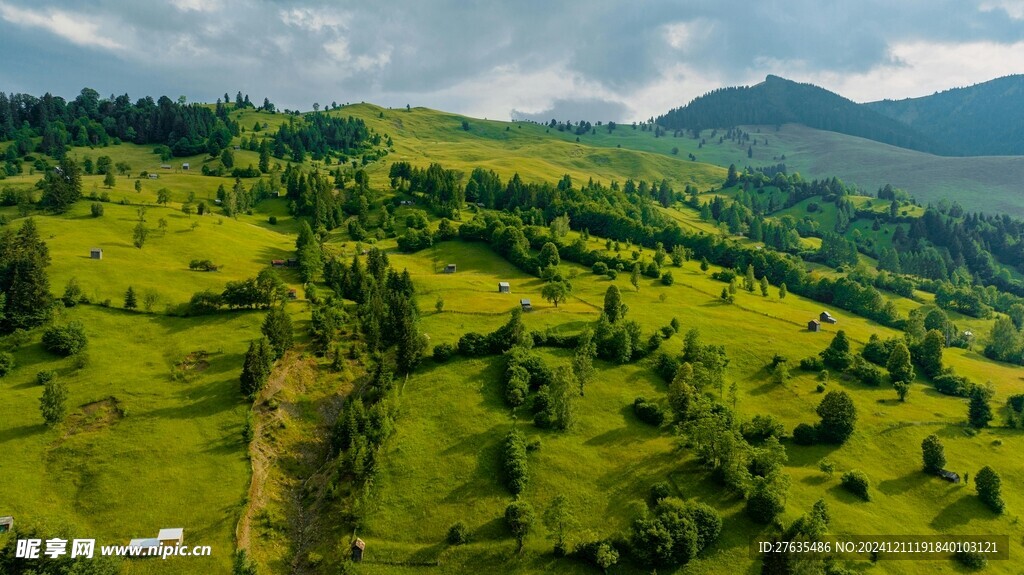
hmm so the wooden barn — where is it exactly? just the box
[808,319,821,332]
[271,260,286,267]
[181,163,190,170]
[351,538,366,562]
[90,248,103,260]
[444,264,457,274]
[0,516,12,534]
[148,173,159,179]
[819,311,837,324]
[498,282,510,293]
[520,299,532,311]
[288,289,298,299]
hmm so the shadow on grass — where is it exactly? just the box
[930,495,993,530]
[0,422,46,444]
[876,472,924,496]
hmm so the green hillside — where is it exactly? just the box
[0,100,1022,575]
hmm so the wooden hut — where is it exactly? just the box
[520,299,532,312]
[819,311,837,324]
[351,538,365,562]
[157,528,184,546]
[0,516,12,534]
[938,470,961,483]
[90,248,103,260]
[498,282,510,293]
[444,264,457,274]
[808,319,821,332]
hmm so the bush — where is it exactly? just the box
[502,430,529,494]
[457,332,490,356]
[268,216,278,225]
[447,522,469,545]
[793,423,817,445]
[592,261,608,275]
[799,356,825,371]
[954,550,988,569]
[90,202,104,217]
[633,397,666,426]
[42,322,88,356]
[934,373,973,397]
[649,481,672,504]
[661,271,674,286]
[606,269,617,280]
[188,290,223,314]
[816,383,826,393]
[850,358,883,386]
[432,343,456,362]
[740,414,785,442]
[36,370,56,386]
[841,470,870,500]
[0,352,14,376]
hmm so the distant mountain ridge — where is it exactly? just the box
[866,74,1024,156]
[657,74,1024,157]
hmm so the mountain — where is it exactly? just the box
[866,74,1024,156]
[656,75,950,155]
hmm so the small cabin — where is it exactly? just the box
[520,299,532,312]
[498,282,510,294]
[181,163,190,170]
[285,258,298,267]
[476,202,486,208]
[127,538,159,556]
[351,538,365,562]
[157,528,184,547]
[287,289,297,299]
[808,319,821,332]
[819,311,837,324]
[938,470,961,484]
[90,248,103,260]
[160,164,171,170]
[232,145,240,150]
[271,259,286,267]
[0,516,12,534]
[444,264,457,274]
[148,173,159,180]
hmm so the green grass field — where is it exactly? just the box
[353,241,1024,574]
[0,305,267,574]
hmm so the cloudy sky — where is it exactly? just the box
[1,0,1023,122]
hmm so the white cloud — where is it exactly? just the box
[280,8,349,33]
[0,1,123,50]
[979,0,1024,19]
[169,0,220,13]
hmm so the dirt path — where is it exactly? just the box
[235,350,307,553]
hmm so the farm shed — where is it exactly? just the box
[90,248,103,260]
[819,311,837,324]
[0,516,12,533]
[444,264,456,273]
[160,164,171,169]
[520,299,532,311]
[148,173,159,179]
[351,538,366,562]
[498,282,510,293]
[938,470,961,483]
[288,289,297,299]
[157,528,184,546]
[181,163,190,170]
[271,260,285,267]
[808,319,821,332]
[128,538,159,556]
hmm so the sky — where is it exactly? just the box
[1,0,1023,123]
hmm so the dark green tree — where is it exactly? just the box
[975,466,1004,513]
[918,329,944,378]
[124,286,137,309]
[40,157,82,213]
[820,330,852,370]
[603,285,627,323]
[921,434,945,474]
[261,306,294,359]
[815,390,856,444]
[240,337,273,398]
[40,377,68,426]
[505,499,535,552]
[968,386,993,429]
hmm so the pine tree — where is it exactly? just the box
[603,285,627,323]
[968,386,993,428]
[240,337,273,398]
[778,283,787,299]
[124,286,137,309]
[744,264,756,292]
[2,219,52,331]
[759,276,769,297]
[40,157,82,213]
[261,306,294,359]
[918,330,944,378]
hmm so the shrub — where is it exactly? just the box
[793,423,817,445]
[661,271,674,286]
[850,358,883,386]
[0,352,14,376]
[934,373,973,397]
[36,370,56,386]
[954,550,987,569]
[268,216,278,225]
[42,322,88,356]
[606,269,617,280]
[574,540,619,571]
[815,390,856,444]
[592,261,608,275]
[446,522,469,545]
[90,202,104,217]
[502,430,529,495]
[816,383,826,393]
[740,414,785,442]
[799,356,824,371]
[457,332,490,356]
[975,466,1004,514]
[841,470,870,501]
[188,290,223,314]
[649,481,672,504]
[633,397,666,426]
[432,343,456,362]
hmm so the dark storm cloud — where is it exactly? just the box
[0,0,1022,119]
[511,98,630,124]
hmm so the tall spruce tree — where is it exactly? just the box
[40,157,82,213]
[240,337,273,398]
[261,306,294,359]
